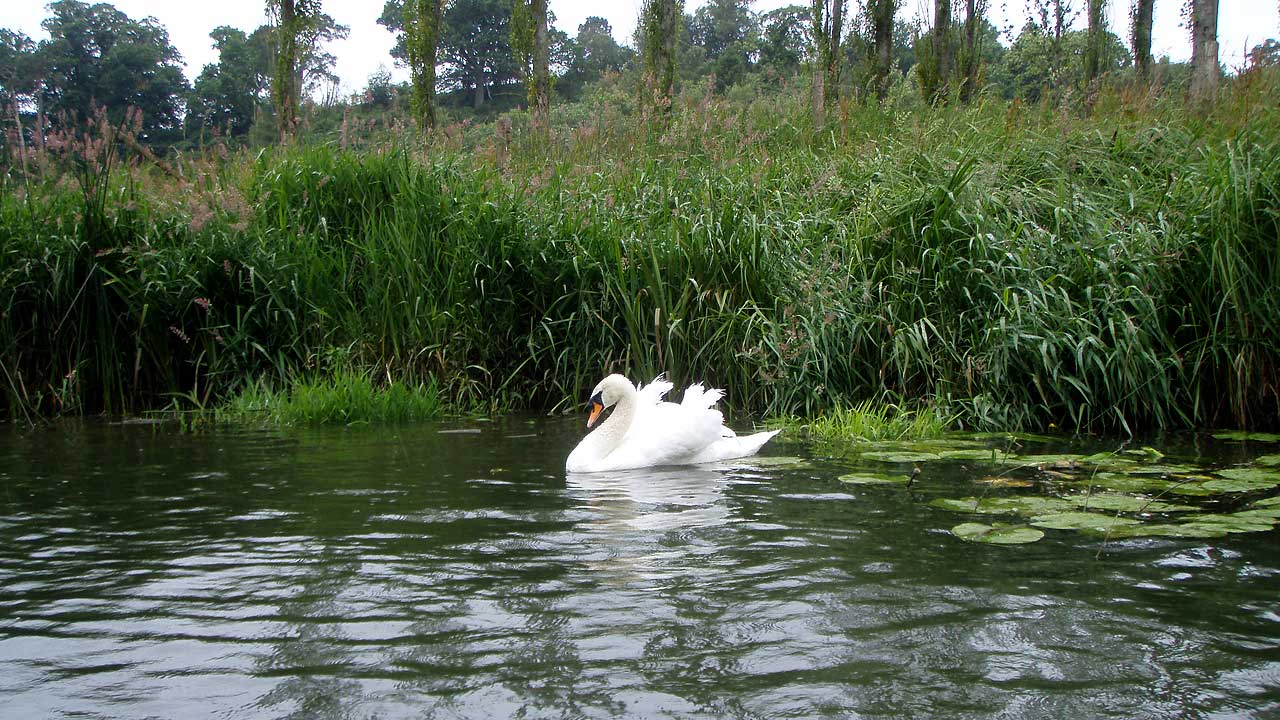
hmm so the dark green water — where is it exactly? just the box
[1,419,1278,719]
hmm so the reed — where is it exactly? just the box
[2,70,1278,432]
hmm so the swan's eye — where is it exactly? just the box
[588,391,603,408]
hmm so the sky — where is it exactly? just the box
[1,1,1276,97]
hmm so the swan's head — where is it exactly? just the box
[585,374,631,429]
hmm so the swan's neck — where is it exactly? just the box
[589,392,635,456]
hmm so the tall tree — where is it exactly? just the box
[34,0,188,143]
[1188,0,1219,104]
[403,0,443,129]
[956,0,987,102]
[511,0,550,127]
[811,0,847,124]
[188,26,271,139]
[640,0,682,116]
[931,0,953,102]
[758,5,811,76]
[689,0,754,89]
[868,0,899,101]
[1130,0,1154,83]
[270,0,301,141]
[1084,0,1106,86]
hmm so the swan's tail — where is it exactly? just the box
[689,428,781,464]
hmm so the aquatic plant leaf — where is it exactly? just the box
[1067,493,1196,513]
[745,456,811,468]
[1233,508,1280,522]
[1251,496,1280,508]
[1126,464,1204,476]
[838,472,909,485]
[1030,512,1142,530]
[1012,454,1088,468]
[937,449,1016,462]
[1201,469,1280,493]
[1184,514,1275,533]
[859,451,942,463]
[1256,455,1280,467]
[1098,523,1230,539]
[950,522,1044,544]
[930,496,1076,515]
[1212,431,1280,442]
[1214,467,1280,482]
[975,476,1034,487]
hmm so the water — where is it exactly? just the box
[1,419,1278,718]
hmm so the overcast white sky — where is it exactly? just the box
[1,1,1276,96]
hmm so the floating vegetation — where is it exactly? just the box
[744,456,811,469]
[937,448,1017,462]
[1068,493,1196,513]
[860,451,942,463]
[930,496,1076,516]
[1030,512,1143,531]
[951,523,1045,545]
[975,476,1034,488]
[1256,455,1280,467]
[838,472,910,485]
[1211,432,1280,443]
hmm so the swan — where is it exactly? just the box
[565,374,780,473]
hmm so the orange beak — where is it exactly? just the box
[586,400,604,429]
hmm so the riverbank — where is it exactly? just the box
[2,73,1277,432]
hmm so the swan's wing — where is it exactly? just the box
[636,376,673,406]
[679,382,725,411]
[614,399,728,469]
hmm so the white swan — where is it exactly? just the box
[565,374,780,473]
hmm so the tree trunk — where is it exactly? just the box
[1189,0,1219,105]
[932,0,952,103]
[405,0,441,130]
[810,0,847,121]
[640,0,681,117]
[532,0,549,128]
[474,67,485,110]
[958,0,982,103]
[1130,0,1154,84]
[273,0,300,142]
[871,0,896,102]
[1084,0,1105,86]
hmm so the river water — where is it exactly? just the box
[1,418,1277,718]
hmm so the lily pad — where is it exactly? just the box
[930,496,1076,516]
[859,451,942,463]
[1098,523,1230,539]
[951,522,1045,544]
[1233,508,1280,522]
[1126,464,1204,476]
[1184,514,1275,533]
[1164,481,1221,496]
[1212,431,1280,443]
[975,475,1034,488]
[937,448,1016,462]
[1201,469,1280,493]
[838,472,909,485]
[1251,496,1280,508]
[1256,455,1280,467]
[1121,446,1166,460]
[1030,512,1142,531]
[745,456,811,468]
[1014,454,1088,468]
[1067,493,1196,513]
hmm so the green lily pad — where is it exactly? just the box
[1097,523,1230,539]
[950,522,1045,544]
[1030,512,1142,531]
[1013,454,1088,468]
[930,496,1076,516]
[745,455,811,468]
[1212,431,1280,442]
[937,448,1016,462]
[1079,472,1172,493]
[1126,464,1205,476]
[1251,496,1280,508]
[1067,493,1196,513]
[1256,455,1280,467]
[1184,514,1275,533]
[838,472,909,485]
[1233,508,1280,522]
[859,451,942,463]
[1201,469,1280,493]
[975,475,1034,487]
[1164,481,1221,496]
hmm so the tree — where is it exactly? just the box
[998,22,1127,101]
[867,0,899,100]
[640,0,683,116]
[0,29,37,160]
[268,0,347,141]
[35,0,188,143]
[187,26,271,139]
[402,0,443,129]
[955,0,988,103]
[758,5,810,77]
[1084,0,1106,86]
[1188,0,1219,104]
[511,0,550,126]
[1130,0,1154,83]
[811,0,847,124]
[688,0,754,90]
[562,16,631,93]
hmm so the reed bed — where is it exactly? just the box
[2,72,1277,431]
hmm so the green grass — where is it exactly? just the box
[2,70,1278,433]
[219,372,445,426]
[773,400,955,443]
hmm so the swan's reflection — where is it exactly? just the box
[565,465,735,583]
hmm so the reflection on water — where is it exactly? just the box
[0,419,1278,718]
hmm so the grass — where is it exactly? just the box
[219,371,446,426]
[1,69,1278,433]
[772,400,955,443]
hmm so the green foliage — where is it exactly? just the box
[2,67,1279,434]
[220,372,445,425]
[187,27,272,140]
